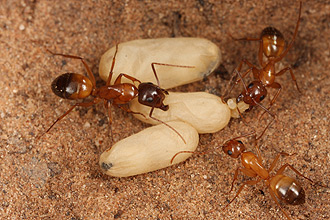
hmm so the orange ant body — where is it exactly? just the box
[227,2,302,115]
[170,122,314,219]
[42,44,193,143]
[221,131,313,220]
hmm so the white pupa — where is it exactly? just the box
[99,38,221,89]
[226,98,250,118]
[129,92,231,134]
[99,121,199,177]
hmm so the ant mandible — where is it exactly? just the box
[221,130,314,220]
[226,2,302,115]
[41,44,193,143]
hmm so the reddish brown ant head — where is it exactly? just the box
[222,140,246,158]
[261,27,285,58]
[237,80,267,106]
[51,73,93,99]
[138,82,169,111]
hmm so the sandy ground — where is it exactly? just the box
[1,0,329,219]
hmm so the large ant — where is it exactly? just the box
[40,44,193,143]
[220,130,314,220]
[226,2,302,116]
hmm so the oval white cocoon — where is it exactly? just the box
[129,92,231,134]
[99,121,199,177]
[99,38,221,89]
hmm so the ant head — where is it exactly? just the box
[222,139,246,158]
[261,27,285,58]
[51,73,93,99]
[138,82,168,111]
[237,81,267,106]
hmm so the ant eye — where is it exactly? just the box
[260,95,265,101]
[146,97,153,103]
[248,83,254,89]
[227,150,233,155]
[238,140,243,144]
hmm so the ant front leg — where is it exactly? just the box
[115,104,147,120]
[148,105,186,144]
[47,50,96,88]
[259,82,281,120]
[223,179,261,210]
[114,73,141,85]
[226,166,258,194]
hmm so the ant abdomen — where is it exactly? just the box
[261,27,285,58]
[270,174,305,205]
[51,73,93,99]
[138,82,169,111]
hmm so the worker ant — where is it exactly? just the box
[40,44,193,143]
[225,1,302,117]
[220,130,314,220]
[171,122,315,220]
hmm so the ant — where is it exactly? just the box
[40,44,194,143]
[220,130,315,220]
[171,123,315,220]
[225,2,302,117]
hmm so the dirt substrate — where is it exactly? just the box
[1,1,329,219]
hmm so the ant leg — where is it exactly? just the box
[226,167,258,194]
[222,71,240,100]
[104,100,114,144]
[268,189,292,220]
[151,62,195,87]
[114,73,141,85]
[148,105,186,144]
[275,67,301,93]
[38,98,101,139]
[222,66,253,102]
[223,179,261,209]
[257,39,264,67]
[259,82,281,120]
[228,33,264,68]
[267,152,293,173]
[275,1,302,63]
[236,107,249,125]
[115,104,147,120]
[253,98,276,120]
[276,163,313,183]
[235,59,256,82]
[106,44,119,86]
[47,50,96,88]
[228,33,260,42]
[253,118,275,162]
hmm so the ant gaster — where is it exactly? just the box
[226,2,302,116]
[41,44,193,143]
